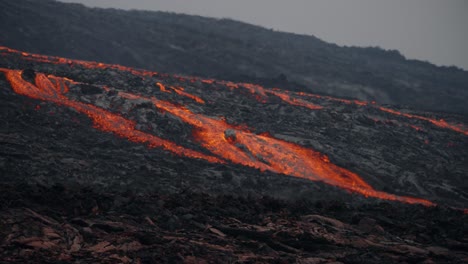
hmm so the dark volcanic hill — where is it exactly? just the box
[0,47,468,262]
[1,0,468,115]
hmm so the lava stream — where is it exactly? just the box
[294,91,369,106]
[2,46,467,136]
[220,80,323,110]
[2,46,321,111]
[294,90,468,135]
[378,107,468,136]
[1,69,222,163]
[171,86,205,104]
[117,90,434,206]
[156,82,205,103]
[1,46,156,78]
[267,90,323,110]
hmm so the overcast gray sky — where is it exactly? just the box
[58,0,468,70]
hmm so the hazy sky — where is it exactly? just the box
[58,0,468,70]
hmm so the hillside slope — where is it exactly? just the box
[1,46,468,263]
[1,46,467,207]
[1,0,468,114]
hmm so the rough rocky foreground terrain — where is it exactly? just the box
[1,184,467,263]
[0,47,467,262]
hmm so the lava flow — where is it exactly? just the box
[0,46,159,79]
[1,46,322,111]
[0,47,450,206]
[378,107,468,136]
[295,91,369,106]
[1,46,466,136]
[0,69,222,164]
[293,90,468,135]
[156,82,205,104]
[117,90,434,206]
[219,80,323,110]
[267,89,323,110]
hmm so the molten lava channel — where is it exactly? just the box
[293,91,468,135]
[377,107,468,136]
[0,69,222,164]
[1,46,466,137]
[118,90,434,206]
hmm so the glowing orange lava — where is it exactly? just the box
[0,68,221,163]
[1,46,156,78]
[158,101,433,205]
[293,90,467,135]
[378,107,468,136]
[0,46,466,136]
[116,90,434,206]
[156,82,170,93]
[215,80,322,110]
[2,46,322,111]
[295,91,369,106]
[170,86,205,104]
[156,82,204,103]
[267,90,323,110]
